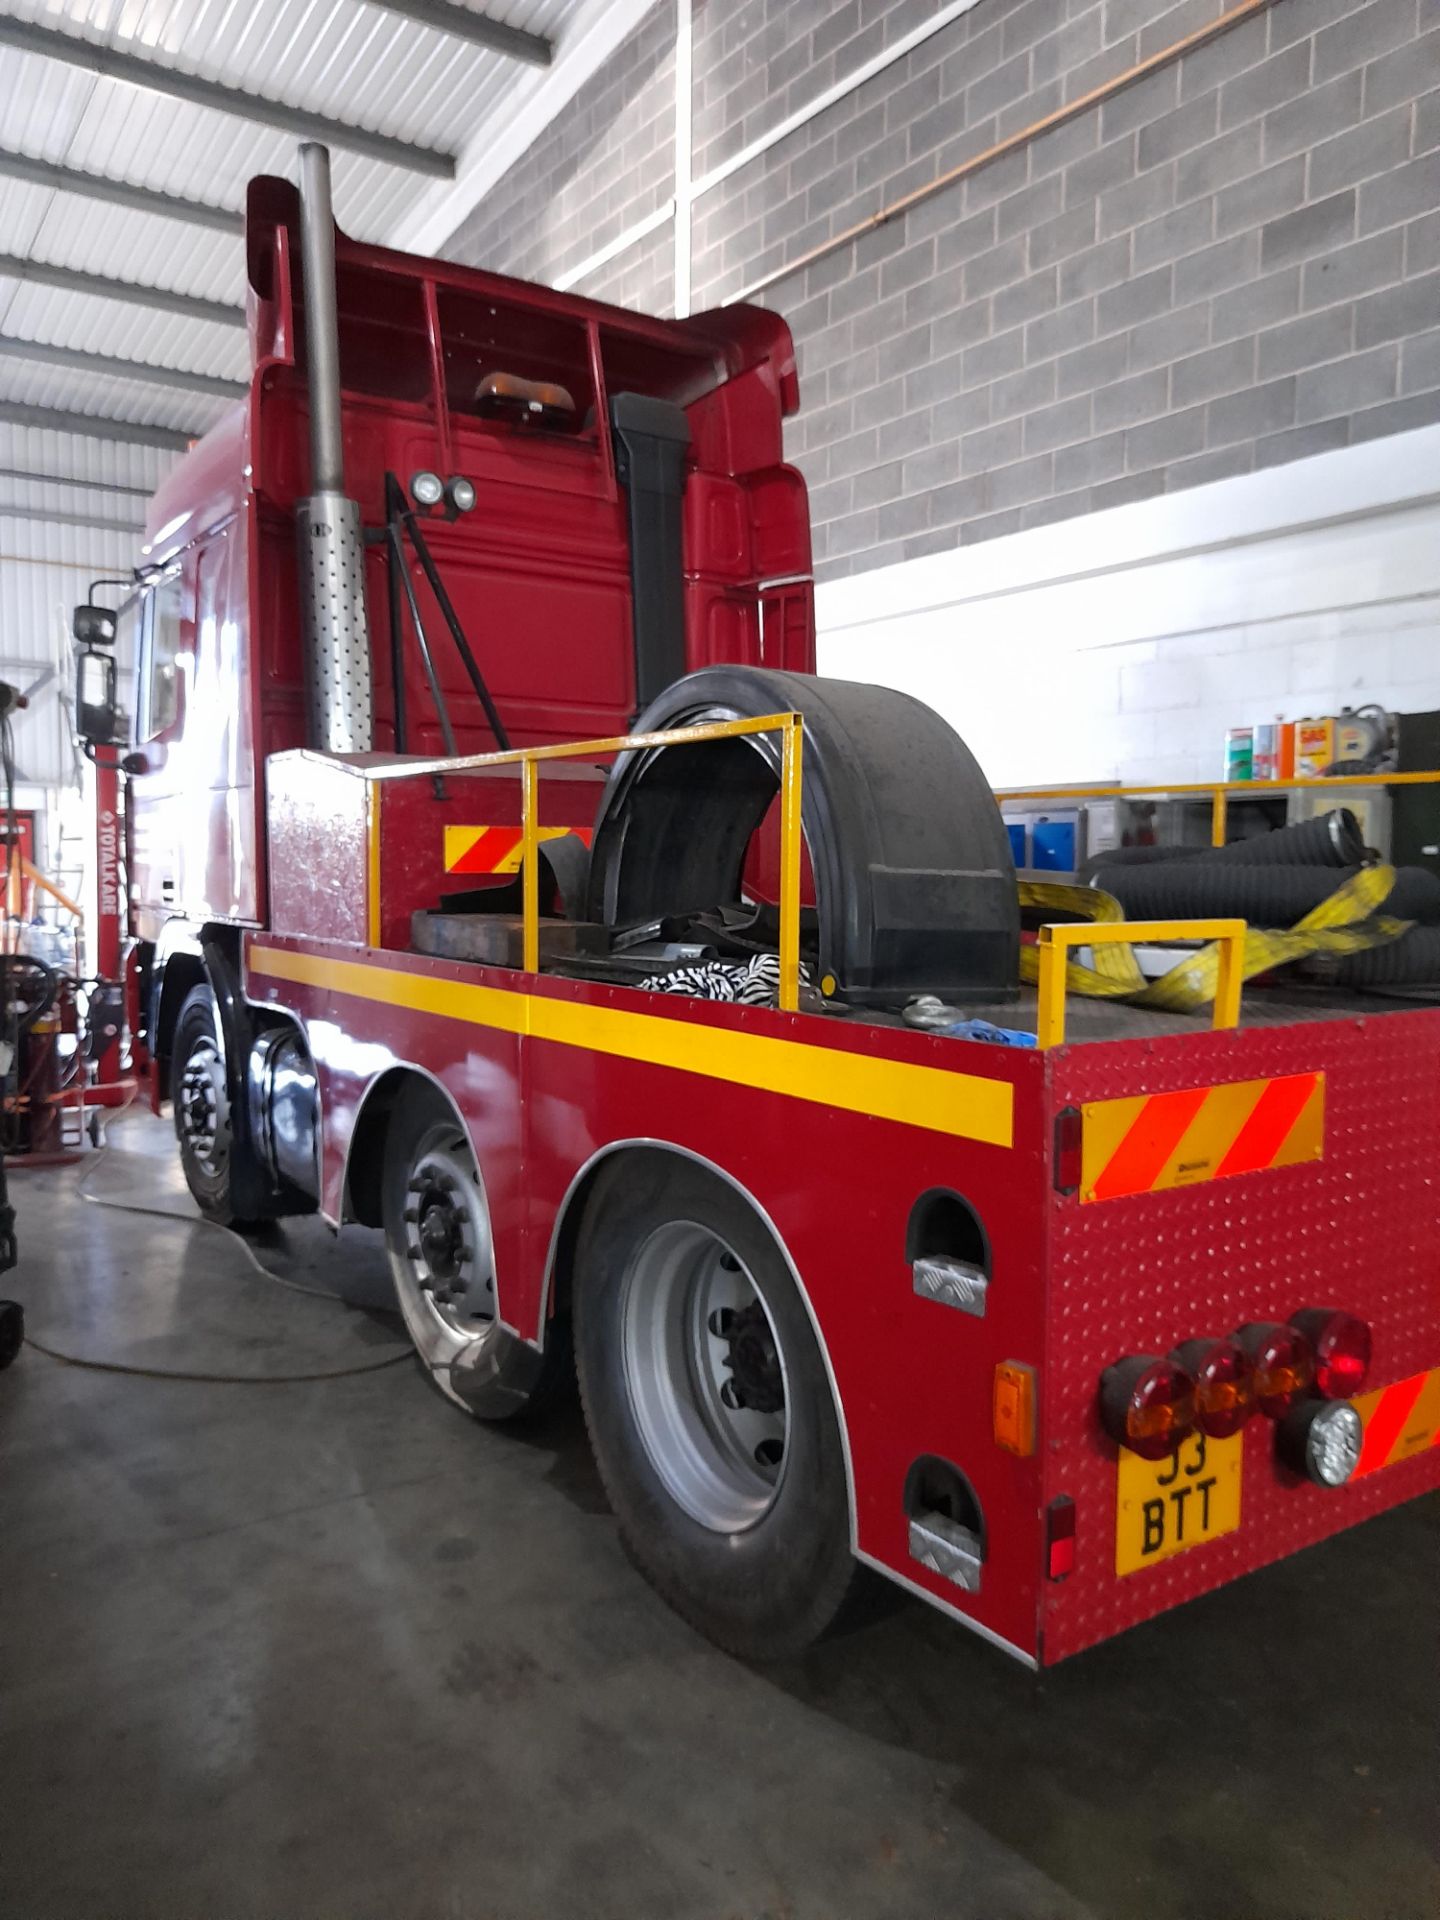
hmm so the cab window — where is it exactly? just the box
[137,572,186,742]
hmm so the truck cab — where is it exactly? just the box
[119,167,816,961]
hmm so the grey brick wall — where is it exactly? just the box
[444,2,676,312]
[444,0,1440,581]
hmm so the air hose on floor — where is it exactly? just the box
[18,1116,411,1386]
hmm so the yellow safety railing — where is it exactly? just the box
[368,712,807,1011]
[997,770,1440,848]
[1035,917,1246,1050]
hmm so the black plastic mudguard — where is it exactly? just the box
[585,667,1018,1008]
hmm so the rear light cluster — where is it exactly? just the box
[1101,1310,1370,1461]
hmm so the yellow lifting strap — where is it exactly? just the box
[1018,865,1410,1014]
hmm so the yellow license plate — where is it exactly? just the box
[1115,1430,1242,1575]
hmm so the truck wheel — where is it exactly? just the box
[0,1299,23,1370]
[381,1081,567,1420]
[172,984,253,1226]
[574,1157,858,1661]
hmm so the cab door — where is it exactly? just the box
[125,565,191,938]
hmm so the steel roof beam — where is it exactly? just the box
[0,465,153,499]
[0,401,194,452]
[0,499,144,536]
[0,19,456,178]
[365,0,551,64]
[0,335,245,400]
[0,150,243,234]
[0,254,243,329]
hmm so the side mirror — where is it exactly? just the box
[73,603,117,648]
[75,646,124,748]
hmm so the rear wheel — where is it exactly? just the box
[172,984,252,1226]
[380,1080,567,1419]
[575,1156,859,1660]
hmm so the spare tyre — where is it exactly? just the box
[586,667,1018,1007]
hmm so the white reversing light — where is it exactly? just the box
[1280,1398,1363,1486]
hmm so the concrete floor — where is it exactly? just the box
[1,1111,1436,1920]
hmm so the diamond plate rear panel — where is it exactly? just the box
[1039,1006,1440,1664]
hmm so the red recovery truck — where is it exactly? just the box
[74,145,1440,1668]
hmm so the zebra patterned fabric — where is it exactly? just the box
[637,951,808,1006]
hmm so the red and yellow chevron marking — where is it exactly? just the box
[1352,1366,1440,1478]
[443,824,594,876]
[1079,1071,1324,1204]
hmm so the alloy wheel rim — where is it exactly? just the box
[619,1218,789,1534]
[401,1140,496,1338]
[179,1037,229,1177]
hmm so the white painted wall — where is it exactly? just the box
[816,427,1440,792]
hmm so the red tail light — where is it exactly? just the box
[1100,1356,1196,1459]
[1045,1496,1076,1580]
[1054,1106,1081,1195]
[1236,1321,1315,1417]
[1289,1309,1371,1399]
[1172,1336,1256,1439]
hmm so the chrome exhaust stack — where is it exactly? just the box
[295,142,372,753]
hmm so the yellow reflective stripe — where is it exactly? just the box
[443,824,575,874]
[1079,1093,1148,1189]
[1398,1370,1440,1464]
[1355,1368,1440,1474]
[248,945,1016,1149]
[1155,1075,1268,1189]
[1274,1075,1326,1170]
[1080,1072,1325,1201]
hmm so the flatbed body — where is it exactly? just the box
[244,855,1440,1665]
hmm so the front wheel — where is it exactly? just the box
[172,984,253,1226]
[575,1156,860,1660]
[381,1080,568,1419]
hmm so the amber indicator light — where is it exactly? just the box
[1236,1321,1315,1417]
[994,1361,1037,1456]
[1100,1355,1197,1459]
[1172,1336,1256,1440]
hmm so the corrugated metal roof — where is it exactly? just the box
[0,354,226,432]
[0,0,607,404]
[0,420,170,492]
[0,0,620,770]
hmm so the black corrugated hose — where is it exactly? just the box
[1196,807,1367,867]
[1090,860,1440,927]
[1312,927,1440,988]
